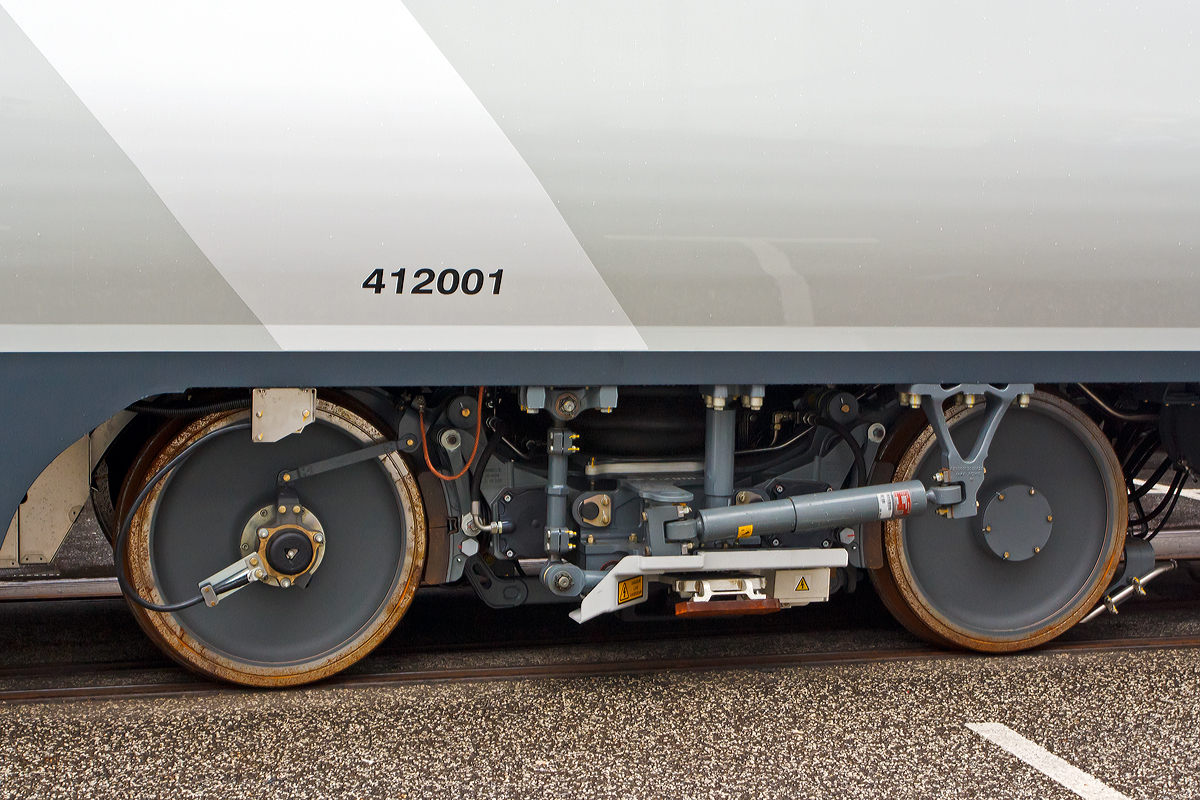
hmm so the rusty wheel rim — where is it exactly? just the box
[880,391,1125,652]
[123,399,426,687]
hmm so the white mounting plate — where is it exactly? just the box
[251,388,316,443]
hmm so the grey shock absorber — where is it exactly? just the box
[669,480,939,544]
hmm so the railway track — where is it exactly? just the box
[2,630,1197,706]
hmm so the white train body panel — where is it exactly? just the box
[2,2,1199,353]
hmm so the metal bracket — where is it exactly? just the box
[519,386,618,421]
[1080,538,1175,622]
[902,383,1034,518]
[198,554,262,607]
[645,504,688,555]
[462,554,566,608]
[251,388,316,443]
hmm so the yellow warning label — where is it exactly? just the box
[795,576,810,592]
[617,575,644,604]
[737,524,754,539]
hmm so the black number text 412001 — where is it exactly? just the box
[361,268,502,296]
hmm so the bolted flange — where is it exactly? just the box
[240,504,327,588]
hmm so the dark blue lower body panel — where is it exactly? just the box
[2,349,1197,522]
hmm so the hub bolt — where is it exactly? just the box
[314,533,324,544]
[258,528,269,539]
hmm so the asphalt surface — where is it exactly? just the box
[0,641,1197,799]
[0,568,1198,798]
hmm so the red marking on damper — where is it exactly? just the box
[893,490,913,516]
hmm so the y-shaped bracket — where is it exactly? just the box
[902,384,1034,518]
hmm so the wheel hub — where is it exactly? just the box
[980,483,1053,562]
[240,504,326,588]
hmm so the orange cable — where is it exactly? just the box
[419,386,485,481]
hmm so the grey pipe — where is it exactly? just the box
[703,406,737,508]
[546,428,570,532]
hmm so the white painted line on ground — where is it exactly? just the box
[966,723,1131,800]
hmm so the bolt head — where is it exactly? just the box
[254,569,265,579]
[1047,515,1053,522]
[314,533,324,544]
[821,540,831,548]
[506,549,515,558]
[258,528,269,539]
[281,578,292,588]
[249,556,258,566]
[241,543,250,551]
[1034,547,1041,554]
[292,505,301,514]
[554,572,573,590]
[278,505,286,514]
[1003,552,1010,559]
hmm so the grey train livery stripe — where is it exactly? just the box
[2,2,642,353]
[404,0,1200,340]
[0,8,276,350]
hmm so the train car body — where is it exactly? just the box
[1,2,1198,685]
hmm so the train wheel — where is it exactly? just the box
[869,391,1126,651]
[118,398,426,687]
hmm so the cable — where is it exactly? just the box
[128,397,251,417]
[1147,470,1187,541]
[419,387,485,482]
[114,422,251,612]
[1076,384,1158,423]
[1129,457,1173,503]
[1128,468,1186,528]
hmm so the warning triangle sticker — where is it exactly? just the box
[796,577,810,592]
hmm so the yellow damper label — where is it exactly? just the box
[795,576,810,592]
[617,575,644,604]
[737,524,754,538]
